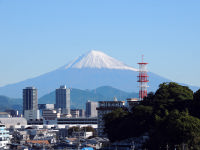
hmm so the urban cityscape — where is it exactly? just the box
[0,56,149,149]
[0,51,199,150]
[0,1,200,150]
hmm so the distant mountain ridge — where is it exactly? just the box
[39,86,138,109]
[0,95,22,112]
[0,86,137,111]
[0,50,199,98]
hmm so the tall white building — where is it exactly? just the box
[97,98,125,137]
[86,100,98,118]
[56,85,71,115]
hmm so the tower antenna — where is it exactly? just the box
[137,55,149,100]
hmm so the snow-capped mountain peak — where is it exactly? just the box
[64,50,137,71]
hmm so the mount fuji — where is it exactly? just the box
[64,50,137,71]
[0,50,198,98]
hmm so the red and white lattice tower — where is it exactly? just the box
[137,55,149,100]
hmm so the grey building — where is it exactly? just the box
[70,109,79,118]
[23,87,40,120]
[86,100,98,118]
[23,87,38,114]
[97,99,125,137]
[38,104,55,111]
[79,109,85,118]
[56,85,70,115]
[38,104,55,118]
[57,117,97,125]
[0,117,27,128]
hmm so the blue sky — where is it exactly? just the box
[0,0,200,87]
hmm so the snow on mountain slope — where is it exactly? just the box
[0,50,198,98]
[63,50,138,71]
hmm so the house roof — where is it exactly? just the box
[26,140,50,145]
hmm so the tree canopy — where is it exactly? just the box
[103,82,200,149]
[194,89,200,101]
[154,82,193,101]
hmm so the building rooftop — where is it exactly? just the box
[0,117,27,127]
[0,112,10,115]
[25,87,36,89]
[98,101,125,103]
[127,98,139,101]
[26,140,50,145]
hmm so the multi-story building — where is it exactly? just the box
[97,99,125,137]
[23,87,38,112]
[79,109,85,118]
[38,104,55,118]
[23,87,40,120]
[126,98,140,111]
[86,100,98,118]
[0,112,11,118]
[38,104,55,110]
[42,109,60,125]
[5,109,19,117]
[0,124,12,148]
[70,109,79,118]
[57,117,97,125]
[55,85,70,115]
[70,109,86,118]
[24,110,40,120]
[0,117,27,128]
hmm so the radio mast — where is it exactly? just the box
[137,55,149,100]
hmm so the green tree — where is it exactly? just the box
[154,82,193,102]
[129,105,153,136]
[103,106,153,142]
[103,82,200,149]
[103,108,128,142]
[68,126,80,136]
[148,110,200,150]
[81,126,97,137]
[190,89,200,118]
[144,82,193,115]
[194,89,200,101]
[81,126,95,132]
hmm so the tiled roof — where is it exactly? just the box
[26,140,50,145]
